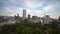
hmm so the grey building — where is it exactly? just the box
[23,9,26,19]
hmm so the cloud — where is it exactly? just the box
[50,16,58,19]
[24,0,43,8]
[0,7,15,16]
[0,6,44,17]
[44,5,53,11]
[44,0,60,12]
[25,1,35,8]
[26,9,44,17]
[0,6,23,16]
[0,0,60,19]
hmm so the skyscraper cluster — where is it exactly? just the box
[14,9,53,24]
[0,9,60,25]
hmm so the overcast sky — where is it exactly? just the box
[0,0,60,19]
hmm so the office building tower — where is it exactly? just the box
[59,16,60,21]
[23,9,26,19]
[28,14,31,19]
[17,14,20,20]
[43,15,50,24]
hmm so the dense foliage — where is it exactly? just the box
[0,22,60,34]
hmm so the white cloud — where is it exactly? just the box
[26,9,44,17]
[1,6,44,17]
[24,0,42,8]
[2,7,16,16]
[25,1,35,8]
[0,0,60,19]
[0,6,23,16]
[44,1,60,12]
[44,5,54,11]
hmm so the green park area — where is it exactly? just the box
[0,22,60,34]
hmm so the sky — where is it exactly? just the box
[0,0,60,19]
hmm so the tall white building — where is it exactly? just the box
[43,15,50,24]
[23,9,26,19]
[32,16,41,23]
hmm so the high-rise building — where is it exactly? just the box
[15,14,20,23]
[17,14,20,20]
[17,14,19,17]
[28,14,30,19]
[23,9,26,19]
[43,15,50,24]
[59,16,60,21]
[32,16,37,20]
[15,15,17,20]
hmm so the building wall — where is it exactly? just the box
[23,9,26,19]
[42,15,50,24]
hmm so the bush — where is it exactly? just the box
[0,23,60,34]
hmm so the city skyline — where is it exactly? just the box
[0,0,60,19]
